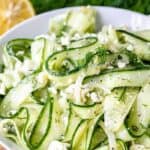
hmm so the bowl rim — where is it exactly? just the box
[0,6,149,41]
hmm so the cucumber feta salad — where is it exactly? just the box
[0,7,150,150]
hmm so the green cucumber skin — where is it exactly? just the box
[5,38,46,73]
[117,29,150,42]
[124,91,147,138]
[124,123,145,138]
[45,37,99,76]
[71,102,102,119]
[87,114,104,150]
[83,67,150,89]
[116,139,128,150]
[45,46,139,77]
[5,38,33,61]
[69,37,98,50]
[0,72,41,117]
[117,29,150,61]
[64,105,82,142]
[70,119,86,150]
[70,114,104,150]
[29,97,53,149]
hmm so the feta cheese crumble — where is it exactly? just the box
[48,141,69,150]
[117,61,127,68]
[61,36,70,46]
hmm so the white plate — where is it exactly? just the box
[0,6,149,150]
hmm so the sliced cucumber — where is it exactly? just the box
[64,107,82,142]
[5,38,33,62]
[0,72,47,117]
[71,102,102,119]
[69,37,98,50]
[22,102,43,145]
[37,97,69,150]
[29,96,52,148]
[45,37,105,87]
[46,47,143,88]
[67,7,96,34]
[32,87,49,104]
[125,82,150,138]
[46,37,98,76]
[83,68,150,90]
[137,82,150,128]
[136,134,150,148]
[71,120,88,150]
[0,109,29,149]
[104,87,139,132]
[116,124,133,142]
[136,30,150,41]
[117,140,127,150]
[117,30,150,61]
[46,41,102,78]
[71,113,103,150]
[125,101,146,137]
[117,30,150,42]
[86,113,104,150]
[46,49,143,88]
[90,126,107,149]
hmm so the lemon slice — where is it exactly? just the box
[0,0,35,35]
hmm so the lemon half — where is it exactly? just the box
[0,0,35,35]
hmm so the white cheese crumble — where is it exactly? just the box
[62,114,69,127]
[20,59,36,75]
[48,140,69,150]
[90,92,100,102]
[59,91,68,108]
[74,75,85,104]
[117,60,127,68]
[97,33,108,44]
[3,70,22,88]
[117,54,129,69]
[72,33,81,40]
[0,82,6,95]
[107,66,114,69]
[127,44,134,51]
[36,72,48,87]
[61,36,70,46]
[130,144,146,150]
[48,87,57,95]
[16,51,24,56]
[65,84,75,94]
[65,75,85,104]
[100,85,111,94]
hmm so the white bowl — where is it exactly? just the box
[0,6,149,45]
[0,6,149,150]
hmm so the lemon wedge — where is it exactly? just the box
[0,0,35,35]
